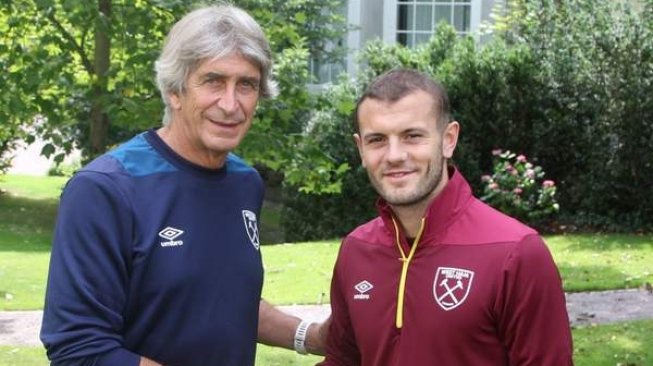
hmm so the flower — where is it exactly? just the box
[543,180,555,188]
[481,149,559,226]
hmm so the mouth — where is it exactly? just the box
[383,170,415,181]
[207,118,242,130]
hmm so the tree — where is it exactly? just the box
[234,0,352,193]
[2,0,185,165]
[1,0,349,194]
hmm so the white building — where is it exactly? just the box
[313,0,501,83]
[313,0,643,83]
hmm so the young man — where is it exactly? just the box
[40,5,322,366]
[319,69,573,365]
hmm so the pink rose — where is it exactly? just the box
[516,155,527,163]
[492,149,502,156]
[525,169,535,178]
[543,180,555,188]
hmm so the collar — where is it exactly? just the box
[375,167,474,245]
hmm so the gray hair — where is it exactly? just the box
[155,4,277,125]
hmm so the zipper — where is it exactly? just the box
[392,217,426,329]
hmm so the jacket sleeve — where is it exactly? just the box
[496,234,574,365]
[40,172,141,366]
[316,244,361,366]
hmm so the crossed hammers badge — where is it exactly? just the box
[433,267,475,311]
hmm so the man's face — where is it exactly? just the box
[167,53,261,167]
[355,90,456,207]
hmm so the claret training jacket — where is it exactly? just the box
[319,168,573,366]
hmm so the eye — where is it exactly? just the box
[365,136,385,145]
[238,79,260,93]
[202,77,224,88]
[404,132,424,141]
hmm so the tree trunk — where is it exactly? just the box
[89,0,111,159]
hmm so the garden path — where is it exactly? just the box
[1,288,652,347]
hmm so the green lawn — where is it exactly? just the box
[1,174,653,365]
[549,234,653,292]
[4,321,653,366]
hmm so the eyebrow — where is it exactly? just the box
[362,132,385,141]
[200,72,260,84]
[402,127,428,134]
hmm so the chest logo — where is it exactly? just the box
[242,210,260,250]
[353,280,374,300]
[433,267,474,311]
[158,226,184,247]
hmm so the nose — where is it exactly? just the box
[217,84,239,115]
[385,139,407,164]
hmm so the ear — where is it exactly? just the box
[167,90,182,110]
[353,133,365,168]
[441,121,460,159]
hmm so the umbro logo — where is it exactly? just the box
[159,226,184,247]
[353,280,373,300]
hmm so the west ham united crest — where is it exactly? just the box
[433,267,474,311]
[242,210,260,250]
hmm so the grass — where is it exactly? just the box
[549,234,653,292]
[573,320,653,366]
[5,322,653,366]
[1,174,653,365]
[0,175,68,199]
[0,346,49,366]
[0,176,60,310]
[262,242,337,305]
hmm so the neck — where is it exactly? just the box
[390,166,451,238]
[391,201,430,238]
[157,125,226,169]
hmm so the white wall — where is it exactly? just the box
[7,138,81,176]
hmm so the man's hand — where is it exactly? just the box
[305,316,330,356]
[258,299,329,356]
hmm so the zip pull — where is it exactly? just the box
[392,217,426,329]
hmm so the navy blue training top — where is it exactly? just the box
[40,130,265,366]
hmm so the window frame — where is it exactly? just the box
[383,0,482,46]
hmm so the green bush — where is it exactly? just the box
[512,0,653,231]
[480,150,559,227]
[281,78,377,241]
[282,0,653,240]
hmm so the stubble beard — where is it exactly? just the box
[370,156,446,207]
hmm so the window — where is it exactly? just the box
[309,2,348,84]
[310,49,346,85]
[396,0,472,47]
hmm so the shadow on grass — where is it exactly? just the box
[0,194,57,252]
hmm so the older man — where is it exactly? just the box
[41,5,322,366]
